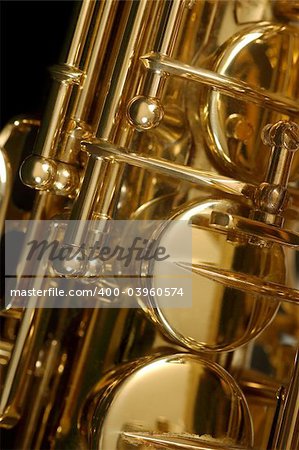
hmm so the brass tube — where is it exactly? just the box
[73,2,118,122]
[65,0,97,67]
[96,0,151,140]
[65,156,109,247]
[143,0,187,99]
[33,0,96,160]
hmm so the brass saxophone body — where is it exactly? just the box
[0,1,298,450]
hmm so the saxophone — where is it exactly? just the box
[0,1,298,449]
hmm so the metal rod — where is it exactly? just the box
[34,0,96,159]
[86,140,251,198]
[272,350,299,450]
[121,431,249,450]
[96,0,150,140]
[143,0,187,99]
[141,53,299,116]
[65,155,108,247]
[175,262,299,304]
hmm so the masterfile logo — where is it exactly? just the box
[5,219,192,309]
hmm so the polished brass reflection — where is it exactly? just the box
[0,1,298,450]
[140,199,282,352]
[83,354,253,450]
[196,23,299,182]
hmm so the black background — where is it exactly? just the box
[1,1,76,127]
[1,5,75,447]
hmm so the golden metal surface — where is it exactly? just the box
[141,52,299,116]
[0,147,12,236]
[197,23,299,183]
[270,351,299,450]
[139,198,282,352]
[0,1,298,449]
[274,1,299,21]
[86,139,251,196]
[84,354,253,450]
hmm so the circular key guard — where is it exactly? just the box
[83,354,253,450]
[138,121,299,352]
